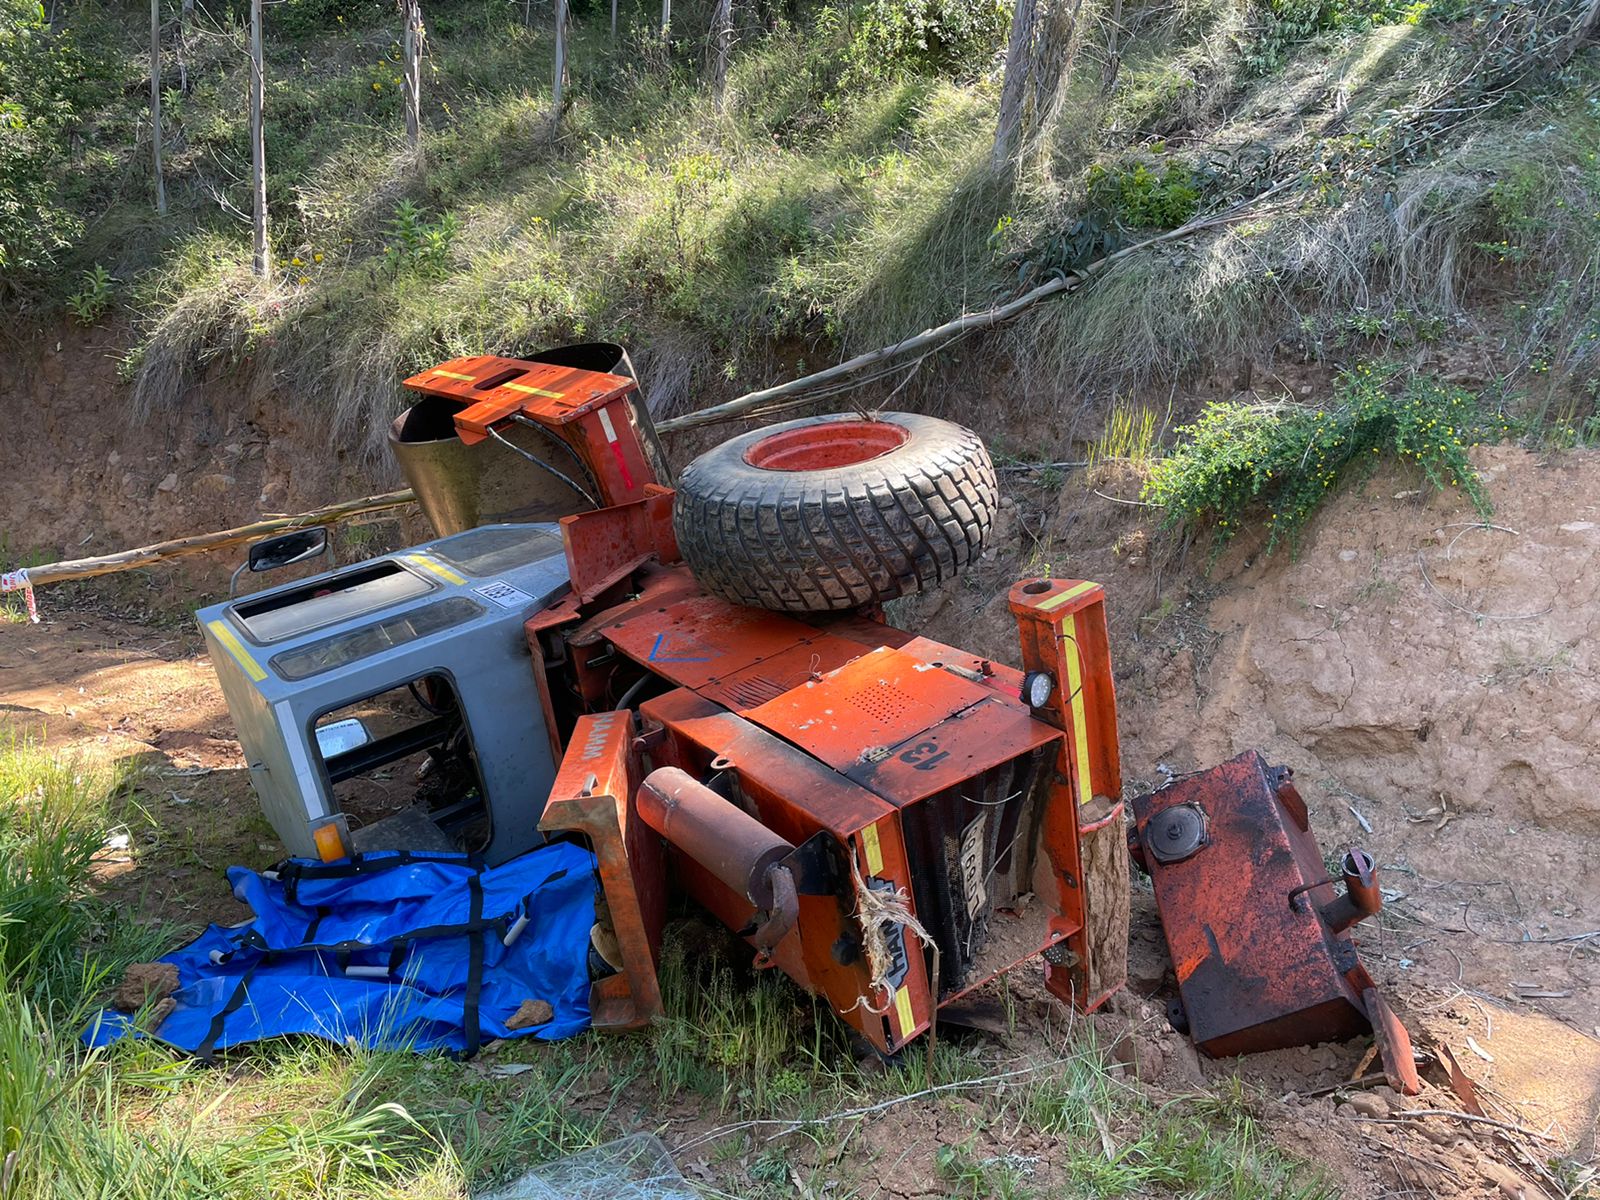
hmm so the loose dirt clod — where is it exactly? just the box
[113,962,179,1011]
[506,999,554,1030]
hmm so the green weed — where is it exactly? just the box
[65,264,115,324]
[385,200,462,278]
[1143,365,1496,551]
[1088,400,1163,468]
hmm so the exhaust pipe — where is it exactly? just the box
[636,767,799,949]
[1311,848,1383,934]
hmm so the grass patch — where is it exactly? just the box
[1088,399,1165,468]
[0,721,1342,1199]
[1143,364,1498,550]
[22,0,1597,458]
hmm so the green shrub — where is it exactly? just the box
[385,200,461,277]
[839,0,1013,83]
[1143,366,1495,551]
[1086,161,1205,230]
[1245,0,1429,76]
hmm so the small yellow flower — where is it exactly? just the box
[313,253,323,263]
[297,275,310,284]
[373,82,382,91]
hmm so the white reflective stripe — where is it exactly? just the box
[597,408,619,443]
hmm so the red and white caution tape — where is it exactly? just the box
[1,569,39,623]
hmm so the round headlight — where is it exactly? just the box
[1023,670,1055,709]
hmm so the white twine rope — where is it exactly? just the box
[0,569,39,623]
[846,856,936,1016]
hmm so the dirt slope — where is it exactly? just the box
[902,444,1600,1196]
[4,325,1598,1196]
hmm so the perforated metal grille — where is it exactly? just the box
[846,681,916,724]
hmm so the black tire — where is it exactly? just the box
[673,412,998,613]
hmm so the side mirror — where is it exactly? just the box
[248,527,328,573]
[314,717,372,759]
[231,527,329,597]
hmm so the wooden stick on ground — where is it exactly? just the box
[4,490,417,590]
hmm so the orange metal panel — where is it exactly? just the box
[695,635,873,712]
[846,697,1059,805]
[402,354,656,507]
[559,486,680,605]
[1008,578,1126,1012]
[642,692,897,839]
[603,591,839,691]
[637,690,927,1052]
[848,815,935,1051]
[1130,753,1381,1060]
[894,635,1026,696]
[403,355,636,435]
[539,710,665,1031]
[1008,579,1122,813]
[743,647,993,773]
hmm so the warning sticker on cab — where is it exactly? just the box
[474,580,534,610]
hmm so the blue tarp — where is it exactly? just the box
[84,841,597,1057]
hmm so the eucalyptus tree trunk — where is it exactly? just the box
[552,0,569,130]
[249,0,269,276]
[401,0,422,151]
[611,0,618,39]
[150,0,167,214]
[1027,0,1082,145]
[991,0,1036,172]
[179,0,193,93]
[711,0,733,107]
[661,0,671,37]
[994,0,1083,172]
[1102,0,1123,92]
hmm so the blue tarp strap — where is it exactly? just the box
[197,964,259,1061]
[277,850,485,903]
[464,872,484,1057]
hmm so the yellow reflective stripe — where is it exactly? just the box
[504,382,565,399]
[431,369,476,382]
[1062,613,1093,807]
[404,554,465,585]
[207,620,267,683]
[1037,579,1098,611]
[893,986,914,1040]
[861,821,884,874]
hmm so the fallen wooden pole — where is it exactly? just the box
[3,193,1287,601]
[3,489,417,591]
[655,191,1294,434]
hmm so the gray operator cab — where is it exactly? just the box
[196,524,570,864]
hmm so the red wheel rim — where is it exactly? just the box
[743,421,908,471]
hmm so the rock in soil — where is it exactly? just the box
[1480,1160,1530,1199]
[505,999,554,1030]
[1347,1092,1389,1118]
[113,962,179,1011]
